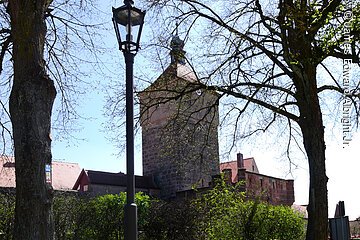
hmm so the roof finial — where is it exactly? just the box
[124,0,134,6]
[170,23,186,65]
[175,20,179,36]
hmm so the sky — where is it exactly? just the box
[51,0,360,221]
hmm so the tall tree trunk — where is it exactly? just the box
[296,67,328,240]
[8,1,56,239]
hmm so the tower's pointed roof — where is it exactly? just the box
[167,34,197,82]
[141,35,197,94]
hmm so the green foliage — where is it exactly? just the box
[241,201,306,240]
[0,191,15,239]
[135,191,151,231]
[193,178,306,240]
[72,192,150,240]
[53,194,82,240]
[193,179,246,239]
[143,199,199,240]
[0,191,151,240]
[0,188,304,240]
[72,193,126,240]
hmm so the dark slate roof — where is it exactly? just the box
[86,170,159,189]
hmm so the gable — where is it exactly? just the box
[243,158,259,174]
[141,63,197,94]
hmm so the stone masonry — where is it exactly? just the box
[139,37,220,199]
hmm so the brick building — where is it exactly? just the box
[220,153,294,206]
[139,35,220,199]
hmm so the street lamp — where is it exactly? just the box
[112,1,145,240]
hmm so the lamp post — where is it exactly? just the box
[112,1,145,239]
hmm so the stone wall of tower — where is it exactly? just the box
[140,75,220,199]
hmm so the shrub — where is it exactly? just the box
[193,178,306,240]
[53,193,82,240]
[0,186,305,240]
[143,199,199,240]
[70,192,150,240]
[0,191,15,240]
[0,191,150,240]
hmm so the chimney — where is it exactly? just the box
[334,201,346,217]
[237,153,244,169]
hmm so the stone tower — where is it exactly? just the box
[139,35,220,199]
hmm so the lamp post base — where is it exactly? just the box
[124,203,138,240]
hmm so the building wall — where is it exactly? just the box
[239,169,294,206]
[350,220,360,237]
[75,174,89,192]
[140,73,220,199]
[220,155,259,183]
[78,184,160,197]
[220,155,294,206]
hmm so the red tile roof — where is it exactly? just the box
[219,161,238,183]
[243,158,259,173]
[220,157,260,183]
[52,161,81,190]
[0,156,15,188]
[0,156,81,190]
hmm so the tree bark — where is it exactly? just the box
[8,1,56,239]
[296,67,328,240]
[280,0,329,235]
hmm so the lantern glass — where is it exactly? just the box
[112,4,145,53]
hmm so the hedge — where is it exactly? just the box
[0,182,305,240]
